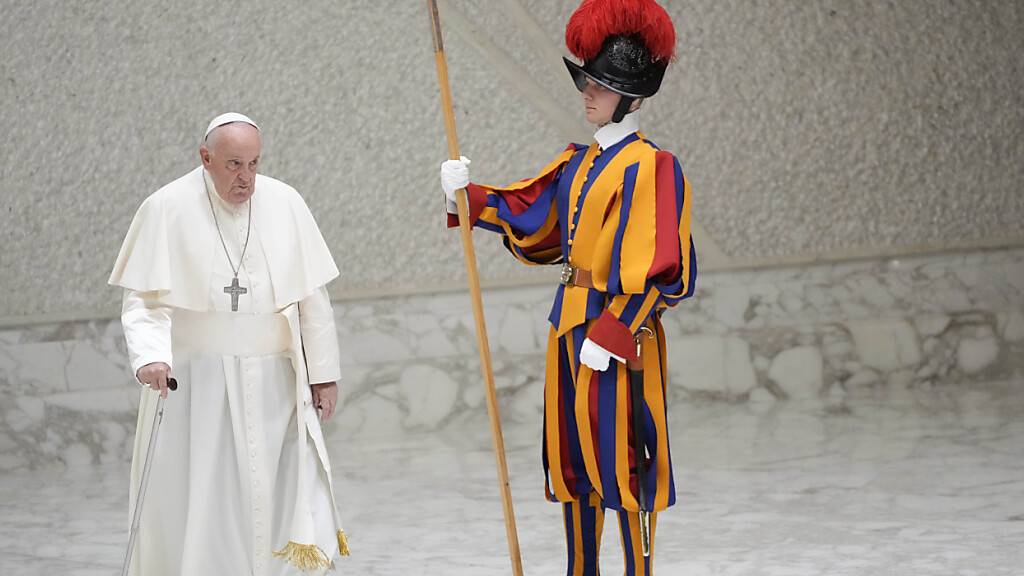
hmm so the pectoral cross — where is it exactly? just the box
[223,276,248,312]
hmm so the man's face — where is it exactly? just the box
[199,122,261,205]
[581,77,621,126]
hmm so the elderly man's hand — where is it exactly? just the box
[137,362,172,399]
[311,382,338,422]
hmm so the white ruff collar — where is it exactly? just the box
[594,112,640,150]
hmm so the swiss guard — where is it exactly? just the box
[439,0,696,574]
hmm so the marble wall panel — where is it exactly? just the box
[1,248,1021,471]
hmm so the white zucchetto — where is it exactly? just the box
[204,112,260,139]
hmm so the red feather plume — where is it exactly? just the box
[565,0,677,62]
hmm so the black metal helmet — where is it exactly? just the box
[564,34,667,99]
[564,0,676,122]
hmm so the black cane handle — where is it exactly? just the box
[167,377,178,391]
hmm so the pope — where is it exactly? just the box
[110,113,350,575]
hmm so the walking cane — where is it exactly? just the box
[121,377,177,576]
[425,2,524,575]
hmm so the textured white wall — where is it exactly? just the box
[1,0,1022,320]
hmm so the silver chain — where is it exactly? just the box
[203,176,252,279]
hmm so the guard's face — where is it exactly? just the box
[200,123,261,205]
[581,78,620,126]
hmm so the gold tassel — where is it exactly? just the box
[337,530,351,556]
[273,541,331,570]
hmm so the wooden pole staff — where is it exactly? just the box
[426,2,524,575]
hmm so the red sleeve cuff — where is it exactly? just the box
[587,310,638,361]
[446,183,489,229]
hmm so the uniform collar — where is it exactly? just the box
[594,112,640,151]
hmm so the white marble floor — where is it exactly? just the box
[2,380,1023,576]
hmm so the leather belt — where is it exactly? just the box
[559,263,595,289]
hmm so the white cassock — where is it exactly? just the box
[110,167,349,576]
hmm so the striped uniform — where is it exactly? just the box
[563,493,659,576]
[449,132,695,574]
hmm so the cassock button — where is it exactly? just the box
[251,465,256,472]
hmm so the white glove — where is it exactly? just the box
[579,338,626,372]
[440,156,471,209]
